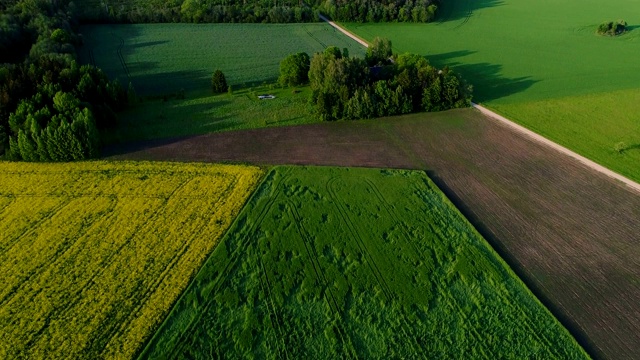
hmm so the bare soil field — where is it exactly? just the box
[105,108,640,360]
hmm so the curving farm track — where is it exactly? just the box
[106,108,640,360]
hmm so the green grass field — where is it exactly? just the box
[102,86,314,144]
[139,166,588,359]
[342,0,640,181]
[79,23,365,95]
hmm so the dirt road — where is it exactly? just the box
[319,14,369,48]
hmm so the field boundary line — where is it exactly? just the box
[472,103,640,194]
[318,14,369,48]
[147,169,284,359]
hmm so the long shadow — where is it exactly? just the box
[101,136,189,158]
[436,0,504,23]
[130,69,210,96]
[425,170,605,360]
[424,52,538,102]
[454,62,538,102]
[425,50,476,64]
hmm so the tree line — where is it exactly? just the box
[280,38,472,121]
[0,0,130,161]
[76,0,440,24]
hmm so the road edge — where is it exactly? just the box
[319,15,369,48]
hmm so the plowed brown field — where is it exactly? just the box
[105,108,640,360]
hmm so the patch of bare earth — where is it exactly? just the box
[105,108,640,360]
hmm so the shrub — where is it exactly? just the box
[597,20,627,36]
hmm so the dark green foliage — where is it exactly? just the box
[278,52,311,87]
[597,20,627,36]
[318,0,438,23]
[211,70,228,94]
[76,0,439,24]
[365,37,393,66]
[308,43,472,121]
[0,0,128,161]
[78,0,317,24]
[139,167,588,359]
[10,91,101,161]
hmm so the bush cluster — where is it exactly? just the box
[597,20,627,36]
[287,38,472,121]
[3,60,127,161]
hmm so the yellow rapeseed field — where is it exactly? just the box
[0,161,263,359]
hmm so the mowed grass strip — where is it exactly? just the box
[0,161,263,359]
[141,166,588,359]
[79,23,366,95]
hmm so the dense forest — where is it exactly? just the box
[76,0,439,24]
[0,0,129,160]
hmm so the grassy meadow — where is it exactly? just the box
[140,166,588,359]
[102,86,314,144]
[0,162,263,359]
[343,0,640,181]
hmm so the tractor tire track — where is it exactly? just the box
[303,25,327,49]
[258,256,290,360]
[162,170,288,359]
[289,204,359,360]
[326,177,394,302]
[96,176,242,356]
[20,174,200,352]
[112,33,131,83]
[0,199,87,307]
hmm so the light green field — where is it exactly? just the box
[79,23,366,96]
[343,0,640,181]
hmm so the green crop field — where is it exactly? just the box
[343,0,640,181]
[80,23,365,143]
[79,23,365,95]
[139,166,588,359]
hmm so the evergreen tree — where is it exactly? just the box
[211,70,228,94]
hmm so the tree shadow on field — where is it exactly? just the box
[436,0,504,23]
[426,50,476,65]
[130,69,210,96]
[455,62,538,102]
[424,51,538,102]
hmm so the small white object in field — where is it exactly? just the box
[258,95,276,100]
